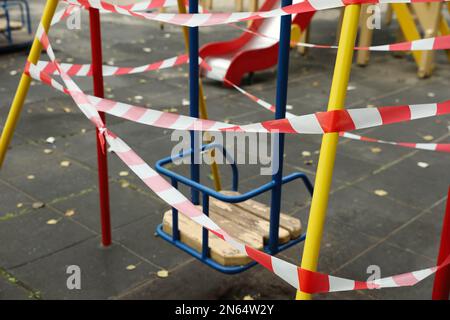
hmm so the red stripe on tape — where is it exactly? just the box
[316,110,356,133]
[245,245,273,272]
[378,105,411,125]
[298,268,330,294]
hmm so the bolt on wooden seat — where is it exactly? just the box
[162,191,302,266]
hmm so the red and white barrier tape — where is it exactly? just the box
[221,76,450,153]
[36,54,191,77]
[26,60,450,137]
[64,0,450,27]
[29,22,450,295]
[231,23,450,52]
[62,0,180,12]
[51,4,80,25]
[339,132,450,152]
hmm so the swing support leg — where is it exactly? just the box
[296,4,361,300]
[356,4,373,66]
[89,8,112,246]
[0,0,59,167]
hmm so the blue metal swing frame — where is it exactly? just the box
[1,0,32,44]
[155,0,312,274]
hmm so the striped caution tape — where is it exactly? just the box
[230,23,450,51]
[221,76,450,153]
[31,23,450,295]
[62,0,180,12]
[64,0,450,27]
[32,16,450,155]
[339,132,450,152]
[51,4,80,25]
[26,60,450,137]
[36,54,191,76]
[57,0,450,52]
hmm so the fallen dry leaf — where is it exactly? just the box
[423,135,434,141]
[374,189,388,197]
[126,264,137,271]
[143,47,152,53]
[65,209,75,217]
[371,147,382,154]
[182,98,190,106]
[46,219,59,225]
[301,151,311,157]
[417,162,429,168]
[304,160,313,166]
[243,295,254,300]
[16,203,23,208]
[27,175,35,180]
[157,270,169,278]
[46,137,55,144]
[32,202,45,209]
[121,181,130,188]
[60,160,71,167]
[119,171,129,177]
[46,107,54,112]
[43,149,53,154]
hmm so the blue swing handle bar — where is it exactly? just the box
[155,142,314,203]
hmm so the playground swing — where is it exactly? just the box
[155,0,314,273]
[0,0,32,45]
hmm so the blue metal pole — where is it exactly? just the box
[189,0,200,205]
[268,0,293,253]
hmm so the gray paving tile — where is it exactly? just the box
[354,152,450,211]
[51,181,167,232]
[0,207,94,269]
[334,242,435,300]
[0,276,32,300]
[386,200,446,260]
[6,158,97,203]
[11,237,158,299]
[325,186,422,239]
[114,214,193,270]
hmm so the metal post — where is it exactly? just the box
[268,0,292,254]
[189,0,200,205]
[0,0,59,167]
[296,5,361,300]
[89,8,112,247]
[432,187,450,300]
[177,0,222,192]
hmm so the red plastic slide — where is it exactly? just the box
[199,0,315,86]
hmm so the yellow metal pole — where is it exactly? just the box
[296,4,361,300]
[0,0,60,167]
[177,0,222,191]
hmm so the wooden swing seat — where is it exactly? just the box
[162,191,302,266]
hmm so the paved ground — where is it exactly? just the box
[0,1,449,300]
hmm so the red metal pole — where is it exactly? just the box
[432,186,450,300]
[89,8,112,246]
